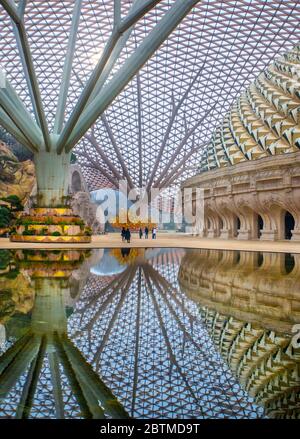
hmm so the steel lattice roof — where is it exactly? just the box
[1,0,300,191]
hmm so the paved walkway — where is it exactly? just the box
[0,233,299,253]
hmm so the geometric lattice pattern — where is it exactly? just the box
[0,248,265,419]
[201,45,300,171]
[68,249,264,419]
[1,2,300,191]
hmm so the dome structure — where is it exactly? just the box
[201,45,300,171]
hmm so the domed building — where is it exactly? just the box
[183,46,300,240]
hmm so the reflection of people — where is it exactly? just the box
[121,227,126,242]
[139,228,143,239]
[144,227,149,239]
[152,227,157,239]
[125,228,131,243]
[121,248,131,257]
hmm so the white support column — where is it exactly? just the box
[54,0,83,134]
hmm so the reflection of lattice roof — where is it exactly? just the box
[68,250,263,419]
[1,1,300,190]
[0,249,264,418]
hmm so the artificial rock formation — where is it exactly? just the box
[183,46,300,240]
[10,165,103,243]
[69,166,104,234]
[0,141,35,202]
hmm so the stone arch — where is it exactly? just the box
[257,214,264,239]
[206,208,222,238]
[71,170,82,193]
[284,211,295,240]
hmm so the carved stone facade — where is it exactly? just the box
[182,152,300,240]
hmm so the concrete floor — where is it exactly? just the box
[1,233,300,253]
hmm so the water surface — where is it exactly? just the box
[0,248,299,419]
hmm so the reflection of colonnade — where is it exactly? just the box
[179,250,300,418]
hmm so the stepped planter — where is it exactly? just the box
[14,249,91,278]
[10,208,92,243]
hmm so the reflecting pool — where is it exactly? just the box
[0,248,299,419]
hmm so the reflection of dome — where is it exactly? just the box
[200,307,300,419]
[90,249,127,276]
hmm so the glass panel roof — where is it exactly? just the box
[1,0,300,191]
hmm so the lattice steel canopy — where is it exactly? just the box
[1,1,300,191]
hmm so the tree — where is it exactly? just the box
[0,206,12,228]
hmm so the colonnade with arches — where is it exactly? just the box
[183,152,300,241]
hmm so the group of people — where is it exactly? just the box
[121,227,132,243]
[121,226,157,243]
[139,226,157,240]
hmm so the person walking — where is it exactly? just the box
[152,227,157,239]
[125,228,131,243]
[121,227,126,242]
[139,228,143,239]
[145,226,149,239]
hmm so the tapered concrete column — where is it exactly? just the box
[34,151,72,207]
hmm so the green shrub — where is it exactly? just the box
[51,231,61,237]
[22,230,36,236]
[45,217,53,225]
[1,195,23,212]
[4,269,20,280]
[0,206,12,227]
